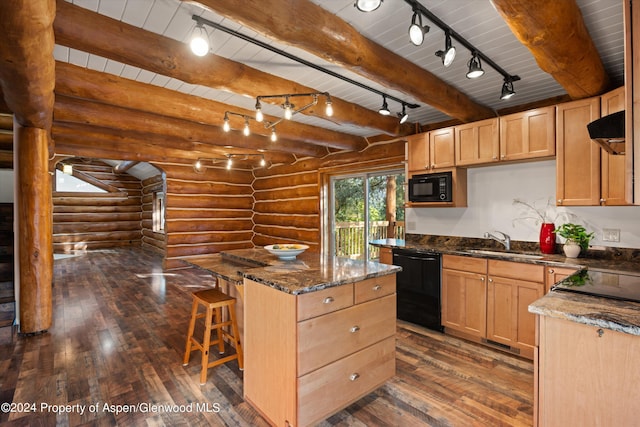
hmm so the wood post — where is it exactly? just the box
[14,119,53,333]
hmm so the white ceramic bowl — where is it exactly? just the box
[264,244,309,260]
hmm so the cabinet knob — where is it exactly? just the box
[597,328,604,338]
[557,199,563,205]
[600,198,606,204]
[372,285,382,291]
[548,269,555,274]
[323,296,334,304]
[349,373,360,381]
[488,278,493,283]
[480,277,485,282]
[350,325,360,333]
[501,154,506,159]
[492,156,498,160]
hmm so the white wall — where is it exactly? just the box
[0,170,14,202]
[406,160,640,249]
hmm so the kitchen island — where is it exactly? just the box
[188,248,400,427]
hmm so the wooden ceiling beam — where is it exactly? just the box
[54,95,328,158]
[53,0,407,137]
[0,0,55,130]
[491,0,610,98]
[52,122,298,166]
[190,0,495,123]
[55,62,365,152]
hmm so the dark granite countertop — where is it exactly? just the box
[371,236,640,335]
[188,248,400,295]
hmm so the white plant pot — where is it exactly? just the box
[563,243,581,258]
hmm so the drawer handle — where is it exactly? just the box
[323,297,334,304]
[372,285,382,291]
[349,373,360,381]
[350,325,360,333]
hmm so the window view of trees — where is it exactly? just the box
[332,171,405,260]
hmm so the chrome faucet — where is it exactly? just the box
[484,231,511,251]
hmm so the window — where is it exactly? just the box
[152,191,165,232]
[55,170,106,193]
[329,169,405,261]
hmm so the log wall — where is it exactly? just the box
[52,159,143,252]
[156,162,254,270]
[252,141,405,252]
[141,174,166,255]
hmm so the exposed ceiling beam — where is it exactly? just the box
[55,62,366,152]
[0,0,55,130]
[53,0,409,137]
[491,0,610,99]
[112,161,140,174]
[189,0,496,123]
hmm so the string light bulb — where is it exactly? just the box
[243,118,250,136]
[189,23,210,57]
[223,113,230,132]
[260,157,266,167]
[283,96,293,120]
[270,127,278,142]
[325,95,333,117]
[226,157,233,170]
[255,101,264,122]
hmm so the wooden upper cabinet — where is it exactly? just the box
[407,132,429,172]
[556,97,602,206]
[407,128,455,172]
[600,86,629,206]
[429,127,455,169]
[455,118,499,166]
[499,106,555,161]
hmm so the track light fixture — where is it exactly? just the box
[255,101,264,122]
[190,15,419,121]
[354,0,383,12]
[255,92,333,124]
[408,11,429,46]
[500,78,516,100]
[435,30,456,67]
[378,96,391,116]
[193,153,267,173]
[466,52,484,79]
[189,22,210,57]
[223,112,230,132]
[397,104,409,124]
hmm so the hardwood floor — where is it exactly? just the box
[0,247,533,426]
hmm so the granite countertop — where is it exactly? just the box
[370,237,640,335]
[188,248,400,295]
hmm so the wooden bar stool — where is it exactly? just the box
[183,288,244,385]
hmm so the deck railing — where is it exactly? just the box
[335,221,404,260]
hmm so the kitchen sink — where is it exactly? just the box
[465,249,544,260]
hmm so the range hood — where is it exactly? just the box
[587,110,626,155]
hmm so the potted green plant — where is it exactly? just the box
[554,223,594,258]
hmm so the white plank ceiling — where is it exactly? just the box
[55,0,624,139]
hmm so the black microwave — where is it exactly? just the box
[408,172,452,202]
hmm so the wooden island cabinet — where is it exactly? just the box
[244,270,397,427]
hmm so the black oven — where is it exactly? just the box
[408,171,452,202]
[392,248,443,332]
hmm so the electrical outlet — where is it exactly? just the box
[602,228,620,242]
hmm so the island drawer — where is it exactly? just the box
[297,336,395,427]
[354,274,396,304]
[297,283,354,321]
[297,294,396,375]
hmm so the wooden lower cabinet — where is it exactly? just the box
[244,274,396,427]
[378,247,393,265]
[535,316,640,426]
[441,255,487,338]
[544,266,579,294]
[442,255,544,359]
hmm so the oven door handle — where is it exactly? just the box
[394,254,439,262]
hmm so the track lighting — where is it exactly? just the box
[223,113,230,132]
[500,79,516,100]
[408,11,429,46]
[397,104,409,124]
[270,127,277,142]
[378,96,390,116]
[466,52,484,79]
[435,30,456,67]
[189,22,210,57]
[243,119,250,136]
[354,0,383,12]
[325,95,333,117]
[227,157,233,170]
[283,97,293,120]
[255,101,264,122]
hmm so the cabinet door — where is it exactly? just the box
[487,276,543,357]
[378,247,393,265]
[544,266,579,294]
[441,268,486,338]
[407,133,429,172]
[600,86,629,205]
[429,127,455,169]
[455,118,499,166]
[556,97,601,206]
[499,106,555,161]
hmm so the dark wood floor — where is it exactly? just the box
[0,247,533,426]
